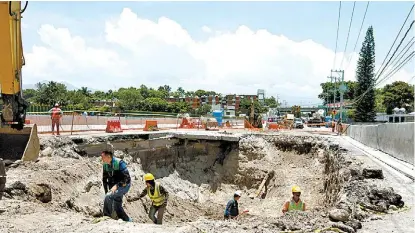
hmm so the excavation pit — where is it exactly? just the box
[0,132,407,233]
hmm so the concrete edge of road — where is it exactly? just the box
[343,136,415,181]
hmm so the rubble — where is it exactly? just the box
[0,133,408,232]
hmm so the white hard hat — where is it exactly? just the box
[234,190,242,197]
[55,103,59,107]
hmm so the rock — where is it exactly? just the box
[329,208,350,222]
[345,220,362,231]
[84,180,101,193]
[29,183,52,203]
[388,205,398,211]
[332,222,356,233]
[41,147,53,157]
[362,167,383,179]
[7,181,26,191]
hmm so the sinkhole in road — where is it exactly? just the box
[71,133,346,225]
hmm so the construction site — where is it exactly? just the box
[1,117,414,233]
[1,2,414,233]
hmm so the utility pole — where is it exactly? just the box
[331,69,345,123]
[327,75,336,113]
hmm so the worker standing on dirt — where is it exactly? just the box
[282,185,306,213]
[49,103,63,135]
[131,173,169,225]
[224,191,249,220]
[101,150,132,222]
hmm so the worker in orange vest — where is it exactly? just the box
[49,103,63,135]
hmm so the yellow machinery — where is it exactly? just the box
[0,1,39,162]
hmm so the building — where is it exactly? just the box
[166,93,258,116]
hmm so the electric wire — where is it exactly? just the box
[344,1,370,71]
[333,1,342,69]
[340,1,356,68]
[350,5,414,106]
[373,4,414,81]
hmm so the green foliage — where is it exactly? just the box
[382,81,414,114]
[264,96,279,108]
[318,81,357,104]
[354,26,376,122]
[34,81,68,106]
[117,87,143,110]
[195,104,212,116]
[291,105,301,118]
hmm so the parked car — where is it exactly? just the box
[294,118,304,129]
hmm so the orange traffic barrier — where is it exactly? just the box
[180,118,195,129]
[268,123,279,130]
[144,120,158,131]
[106,120,123,133]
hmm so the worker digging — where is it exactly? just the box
[129,173,170,225]
[282,185,306,214]
[224,190,249,220]
[101,150,132,222]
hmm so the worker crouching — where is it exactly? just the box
[282,185,306,213]
[224,190,249,220]
[133,173,169,224]
[101,150,132,222]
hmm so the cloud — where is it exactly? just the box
[23,8,414,105]
[202,26,212,33]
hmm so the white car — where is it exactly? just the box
[293,118,304,129]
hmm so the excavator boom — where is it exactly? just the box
[0,1,39,162]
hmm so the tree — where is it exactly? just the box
[195,104,212,116]
[382,81,414,114]
[264,96,279,108]
[23,89,37,102]
[34,81,68,106]
[177,87,186,97]
[117,87,143,110]
[318,81,356,105]
[354,26,376,122]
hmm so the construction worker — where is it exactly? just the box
[101,150,132,222]
[224,190,249,220]
[132,173,169,225]
[282,185,306,213]
[49,103,63,135]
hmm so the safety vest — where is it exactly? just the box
[103,157,121,172]
[288,199,304,211]
[51,107,62,119]
[147,182,165,206]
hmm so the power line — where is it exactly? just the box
[344,1,370,71]
[374,4,414,81]
[333,1,342,69]
[352,50,415,105]
[379,37,414,80]
[340,1,356,68]
[375,20,415,82]
[377,51,415,86]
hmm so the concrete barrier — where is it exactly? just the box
[347,123,414,165]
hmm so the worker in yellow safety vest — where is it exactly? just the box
[282,185,306,213]
[131,173,169,224]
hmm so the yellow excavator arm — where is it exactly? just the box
[0,1,39,162]
[0,1,27,127]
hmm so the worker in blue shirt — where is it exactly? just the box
[224,190,249,220]
[101,150,132,222]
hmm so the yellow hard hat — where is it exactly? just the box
[144,173,155,181]
[292,185,301,193]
